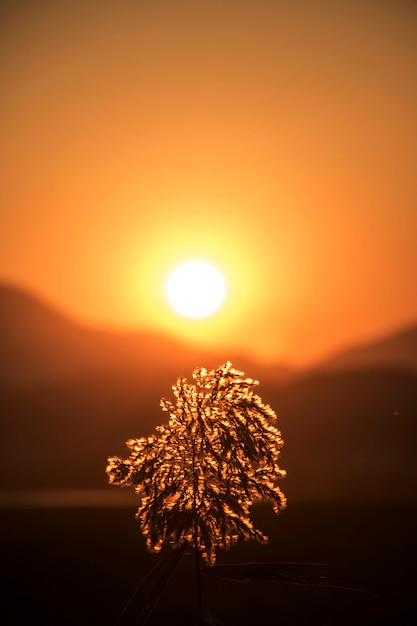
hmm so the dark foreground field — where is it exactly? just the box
[2,501,417,625]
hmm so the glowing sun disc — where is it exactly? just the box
[166,261,226,318]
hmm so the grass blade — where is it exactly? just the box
[203,561,389,602]
[116,542,188,625]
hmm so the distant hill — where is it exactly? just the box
[0,283,202,387]
[0,283,292,388]
[314,324,417,376]
[264,368,417,502]
[2,283,416,387]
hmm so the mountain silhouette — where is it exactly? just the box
[0,283,206,387]
[313,323,417,375]
[265,367,417,502]
[1,283,416,502]
[0,283,292,388]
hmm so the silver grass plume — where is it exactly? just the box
[106,362,286,565]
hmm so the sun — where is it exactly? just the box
[166,261,226,318]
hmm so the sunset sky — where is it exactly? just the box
[1,0,416,366]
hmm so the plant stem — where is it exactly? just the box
[193,524,203,625]
[191,413,203,624]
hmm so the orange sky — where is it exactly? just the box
[1,0,417,366]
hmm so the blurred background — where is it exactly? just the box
[1,1,416,624]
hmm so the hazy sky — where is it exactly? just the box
[1,0,416,365]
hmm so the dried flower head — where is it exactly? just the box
[106,362,286,565]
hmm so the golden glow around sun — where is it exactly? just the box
[166,261,226,318]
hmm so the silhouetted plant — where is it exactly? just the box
[106,362,286,567]
[107,362,285,622]
[107,363,389,624]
